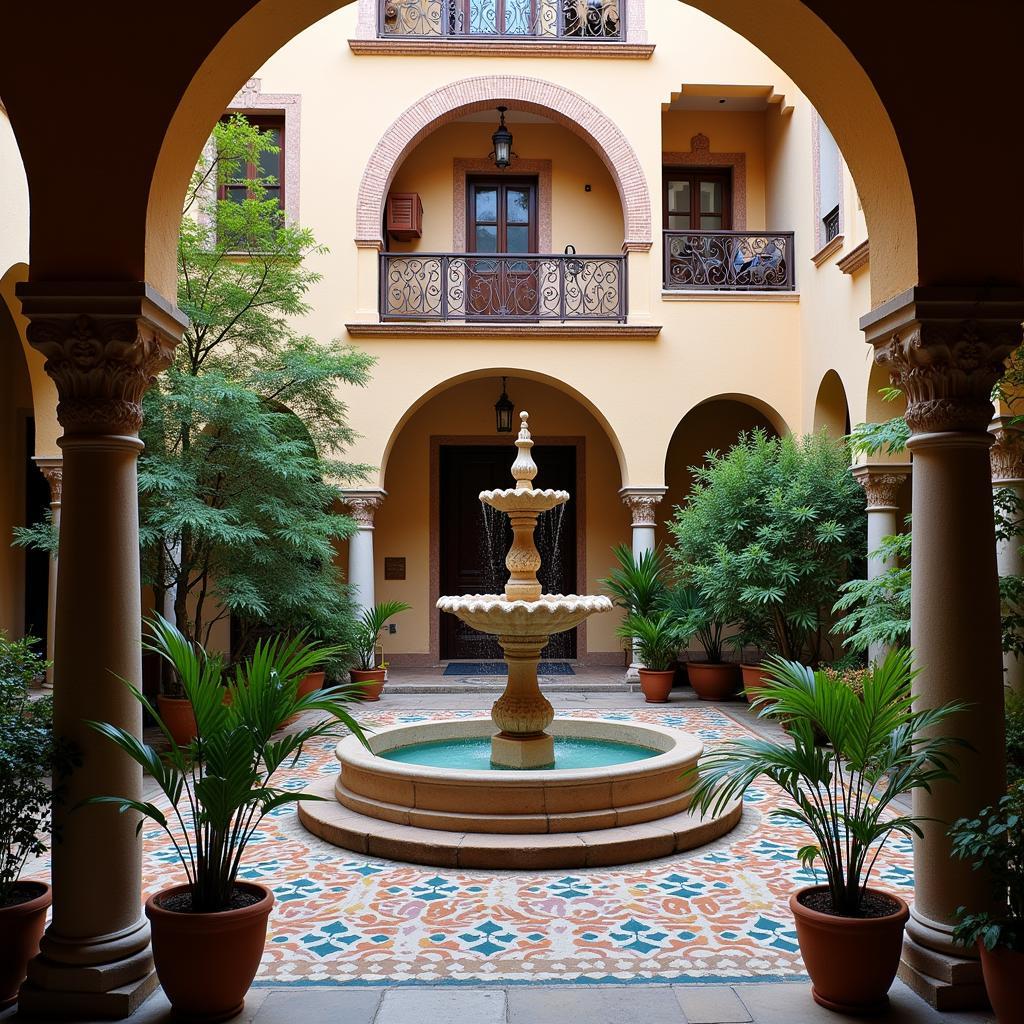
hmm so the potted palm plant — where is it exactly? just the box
[950,784,1024,1023]
[0,636,73,1009]
[86,615,366,1021]
[350,601,411,700]
[691,648,965,1013]
[616,611,680,703]
[659,585,740,700]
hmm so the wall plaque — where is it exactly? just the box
[384,557,406,581]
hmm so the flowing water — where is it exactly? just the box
[379,735,659,770]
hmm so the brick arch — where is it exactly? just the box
[355,75,652,250]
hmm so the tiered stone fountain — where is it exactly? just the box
[300,413,741,868]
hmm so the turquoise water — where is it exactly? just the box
[379,735,659,770]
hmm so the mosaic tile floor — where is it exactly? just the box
[59,707,919,987]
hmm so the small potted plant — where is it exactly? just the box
[691,648,965,1013]
[659,585,740,700]
[86,615,367,1021]
[0,636,73,1008]
[950,784,1024,1023]
[350,601,410,701]
[616,611,680,703]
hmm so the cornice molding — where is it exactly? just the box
[837,239,869,275]
[348,39,655,58]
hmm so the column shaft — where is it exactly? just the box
[619,487,667,680]
[345,491,385,617]
[990,422,1024,694]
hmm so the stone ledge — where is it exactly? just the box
[348,38,655,59]
[838,238,870,274]
[660,290,799,303]
[810,233,845,267]
[346,321,662,337]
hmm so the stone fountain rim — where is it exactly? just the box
[478,487,570,501]
[335,716,702,786]
[435,593,613,612]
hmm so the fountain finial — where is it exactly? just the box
[511,410,537,493]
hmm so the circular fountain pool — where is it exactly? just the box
[381,735,660,771]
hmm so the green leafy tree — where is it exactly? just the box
[668,429,865,663]
[140,115,374,663]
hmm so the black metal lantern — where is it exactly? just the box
[489,107,514,170]
[494,376,514,433]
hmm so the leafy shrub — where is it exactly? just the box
[616,611,682,672]
[600,544,667,617]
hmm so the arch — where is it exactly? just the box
[685,391,791,439]
[378,366,627,488]
[353,75,650,249]
[813,369,851,438]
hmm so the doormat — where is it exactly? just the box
[443,662,575,676]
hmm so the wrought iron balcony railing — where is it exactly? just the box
[380,252,627,322]
[663,230,796,292]
[380,0,623,39]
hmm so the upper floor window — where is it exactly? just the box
[380,0,622,39]
[219,114,285,211]
[815,117,842,251]
[662,168,731,231]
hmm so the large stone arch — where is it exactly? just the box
[353,75,651,249]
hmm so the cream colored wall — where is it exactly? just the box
[376,374,627,657]
[389,122,623,253]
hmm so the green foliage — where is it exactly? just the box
[832,526,912,655]
[667,430,866,662]
[950,786,1024,952]
[352,602,412,671]
[142,114,375,661]
[1007,690,1024,789]
[600,544,667,617]
[657,585,725,663]
[11,509,58,558]
[0,635,74,901]
[846,386,910,459]
[691,649,966,915]
[615,611,682,671]
[86,615,368,913]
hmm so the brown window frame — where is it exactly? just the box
[466,175,539,253]
[218,113,286,212]
[662,167,732,231]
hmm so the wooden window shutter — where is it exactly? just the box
[386,192,423,240]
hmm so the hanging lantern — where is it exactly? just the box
[489,107,514,170]
[494,376,514,433]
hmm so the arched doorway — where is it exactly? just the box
[813,368,851,438]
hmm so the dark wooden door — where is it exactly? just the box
[466,177,538,319]
[440,444,577,660]
[662,168,731,230]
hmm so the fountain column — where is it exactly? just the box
[344,490,385,616]
[619,487,668,680]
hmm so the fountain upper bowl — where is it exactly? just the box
[479,488,569,514]
[436,593,612,636]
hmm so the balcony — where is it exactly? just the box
[379,0,624,39]
[663,230,796,292]
[380,252,627,323]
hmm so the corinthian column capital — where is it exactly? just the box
[16,282,185,435]
[619,486,668,527]
[34,456,64,504]
[990,418,1024,483]
[861,288,1024,435]
[851,463,910,509]
[344,489,387,528]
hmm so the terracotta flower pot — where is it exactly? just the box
[686,662,742,701]
[789,885,909,1014]
[145,881,273,1023]
[0,881,50,1009]
[351,667,386,701]
[978,941,1024,1023]
[638,668,674,703]
[741,663,774,704]
[279,670,326,728]
[157,694,198,746]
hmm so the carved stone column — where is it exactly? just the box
[618,486,668,680]
[851,464,910,665]
[990,417,1024,694]
[862,287,1024,1009]
[15,283,185,1019]
[344,490,386,617]
[32,457,62,689]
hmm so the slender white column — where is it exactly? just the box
[32,457,62,689]
[863,288,1024,1008]
[851,464,910,665]
[344,490,386,616]
[990,419,1024,694]
[618,486,667,680]
[16,284,184,1019]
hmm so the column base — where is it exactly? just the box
[18,949,157,1019]
[897,935,989,1011]
[491,732,555,769]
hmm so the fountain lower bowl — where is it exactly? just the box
[298,717,742,869]
[435,593,613,635]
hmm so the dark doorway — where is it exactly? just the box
[23,418,49,651]
[440,443,577,660]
